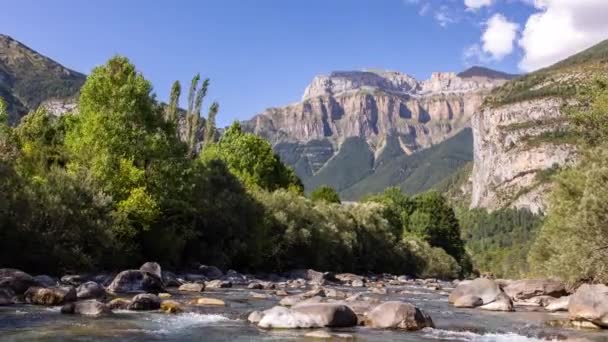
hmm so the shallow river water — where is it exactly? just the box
[1,283,607,341]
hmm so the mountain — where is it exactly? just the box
[0,34,85,124]
[471,39,608,213]
[245,69,511,199]
[457,66,518,80]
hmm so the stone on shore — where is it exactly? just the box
[364,301,434,330]
[546,295,570,312]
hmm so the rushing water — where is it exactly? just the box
[1,283,607,341]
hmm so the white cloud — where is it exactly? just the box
[465,0,493,11]
[434,5,458,27]
[481,14,519,60]
[518,0,608,71]
[463,44,492,65]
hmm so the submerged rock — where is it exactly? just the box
[503,279,567,301]
[24,286,77,306]
[257,303,358,329]
[189,297,226,306]
[364,301,434,330]
[128,293,161,311]
[107,270,164,294]
[61,300,112,317]
[160,300,183,314]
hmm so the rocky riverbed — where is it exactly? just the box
[1,264,608,341]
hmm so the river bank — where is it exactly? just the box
[0,264,607,341]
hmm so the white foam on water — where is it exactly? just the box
[421,328,554,342]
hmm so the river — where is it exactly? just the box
[0,282,606,341]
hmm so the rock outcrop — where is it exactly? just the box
[244,69,509,197]
[471,98,577,212]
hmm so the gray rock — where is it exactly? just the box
[205,280,232,289]
[61,274,88,287]
[34,275,57,287]
[247,282,264,290]
[503,279,567,301]
[351,279,365,288]
[364,301,434,330]
[24,286,77,305]
[453,295,483,308]
[0,269,40,295]
[546,295,570,312]
[128,293,161,311]
[449,278,501,305]
[257,303,357,329]
[199,265,223,279]
[162,271,182,287]
[480,292,514,312]
[61,300,112,316]
[77,281,106,300]
[248,310,265,324]
[569,284,608,327]
[179,283,205,292]
[0,288,15,305]
[107,270,164,294]
[139,262,162,279]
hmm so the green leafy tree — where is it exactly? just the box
[201,122,303,193]
[311,185,341,204]
[166,80,181,124]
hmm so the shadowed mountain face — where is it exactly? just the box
[244,69,512,199]
[0,34,85,124]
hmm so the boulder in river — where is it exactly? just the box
[364,301,434,330]
[108,298,131,310]
[452,295,483,308]
[479,292,514,312]
[140,262,162,279]
[503,279,567,301]
[179,282,205,292]
[60,274,88,287]
[24,286,77,305]
[0,288,15,305]
[189,297,226,306]
[546,295,570,312]
[76,281,106,300]
[34,275,57,287]
[162,271,182,287]
[206,280,232,289]
[107,270,164,294]
[448,278,502,305]
[257,303,358,329]
[128,293,161,311]
[199,265,223,279]
[0,269,40,295]
[569,284,608,327]
[160,300,183,314]
[61,300,112,317]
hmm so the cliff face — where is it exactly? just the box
[245,69,510,197]
[470,98,577,213]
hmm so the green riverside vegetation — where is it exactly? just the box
[0,56,469,279]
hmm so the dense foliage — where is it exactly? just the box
[310,185,341,204]
[0,56,467,279]
[528,77,608,284]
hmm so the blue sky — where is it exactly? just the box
[2,0,607,126]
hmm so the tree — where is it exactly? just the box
[166,80,181,124]
[311,185,341,204]
[201,121,303,193]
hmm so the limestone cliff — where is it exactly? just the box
[245,69,510,198]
